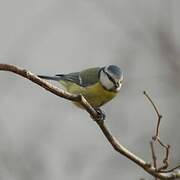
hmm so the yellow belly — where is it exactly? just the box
[60,80,118,108]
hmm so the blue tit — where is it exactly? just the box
[38,65,123,108]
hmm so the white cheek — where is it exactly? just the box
[100,72,114,90]
[115,83,121,92]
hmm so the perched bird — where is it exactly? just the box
[38,65,123,119]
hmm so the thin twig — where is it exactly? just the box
[158,142,170,171]
[160,165,180,173]
[143,91,162,138]
[0,64,180,179]
[150,141,158,180]
[143,91,171,172]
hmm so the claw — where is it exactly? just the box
[95,108,106,121]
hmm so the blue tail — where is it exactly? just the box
[38,75,63,81]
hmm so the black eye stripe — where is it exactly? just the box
[105,71,116,85]
[107,74,114,82]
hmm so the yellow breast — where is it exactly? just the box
[60,80,118,108]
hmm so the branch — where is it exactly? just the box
[143,91,162,139]
[150,141,158,180]
[0,63,180,179]
[144,91,172,173]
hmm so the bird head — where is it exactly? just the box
[99,65,123,92]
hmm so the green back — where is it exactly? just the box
[58,67,101,87]
[79,67,101,86]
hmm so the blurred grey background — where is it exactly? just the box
[0,0,180,179]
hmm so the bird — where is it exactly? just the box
[38,65,123,120]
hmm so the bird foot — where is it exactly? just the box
[95,108,106,121]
